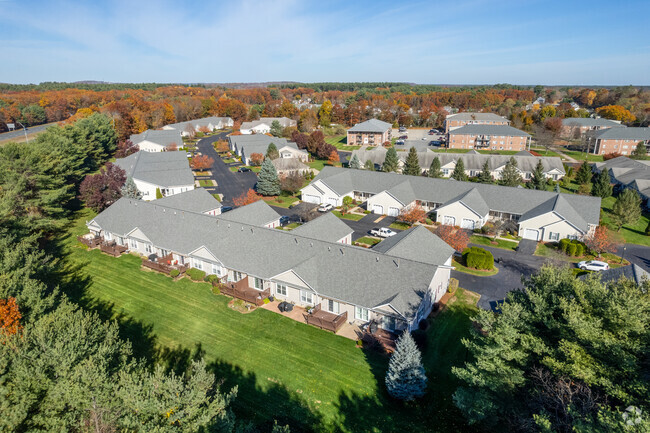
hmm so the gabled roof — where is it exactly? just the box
[591,127,650,140]
[446,112,509,122]
[240,117,296,130]
[372,225,455,266]
[593,156,650,193]
[449,124,531,137]
[217,200,280,227]
[291,212,353,243]
[385,181,416,205]
[415,152,565,174]
[562,118,623,128]
[348,118,392,133]
[443,188,489,217]
[519,194,588,232]
[114,151,194,187]
[130,129,183,148]
[272,158,309,171]
[229,135,299,157]
[152,188,220,214]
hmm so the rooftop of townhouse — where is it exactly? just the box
[347,118,392,133]
[589,127,650,141]
[562,118,624,128]
[130,129,183,147]
[151,188,220,214]
[291,212,353,243]
[114,151,194,187]
[446,112,509,122]
[594,156,650,187]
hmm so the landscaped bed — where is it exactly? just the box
[469,235,518,251]
[331,210,364,221]
[389,221,412,230]
[198,179,214,187]
[534,242,629,267]
[452,257,499,276]
[354,236,381,247]
[262,195,299,208]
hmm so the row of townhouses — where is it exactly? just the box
[593,156,650,208]
[228,134,311,176]
[444,112,510,133]
[163,116,234,137]
[130,116,234,152]
[240,117,297,135]
[301,167,600,241]
[86,189,455,334]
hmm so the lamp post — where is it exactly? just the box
[16,121,28,143]
[620,245,627,264]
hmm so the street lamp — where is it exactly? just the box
[16,121,28,143]
[621,245,627,264]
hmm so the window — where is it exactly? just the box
[301,290,313,304]
[233,271,242,281]
[355,306,369,321]
[254,277,263,290]
[193,258,203,270]
[327,299,340,314]
[276,283,287,297]
[549,232,560,241]
[212,263,220,275]
[129,239,138,249]
[145,243,153,253]
[105,232,112,240]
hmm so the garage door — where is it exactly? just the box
[461,218,475,229]
[372,204,384,214]
[303,194,320,204]
[443,216,455,226]
[327,197,338,206]
[523,228,540,241]
[388,207,400,217]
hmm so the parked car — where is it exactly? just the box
[577,260,609,271]
[237,167,251,172]
[186,152,192,158]
[220,206,233,213]
[395,139,405,145]
[428,129,437,135]
[398,126,407,132]
[318,203,334,212]
[369,227,397,238]
[399,135,408,140]
[280,215,302,226]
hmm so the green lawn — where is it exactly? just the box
[229,166,261,173]
[198,179,213,187]
[62,210,478,432]
[308,159,331,171]
[476,150,520,156]
[262,195,299,208]
[325,135,361,151]
[354,236,381,246]
[331,211,364,221]
[452,258,499,276]
[529,147,563,158]
[469,235,518,251]
[389,221,412,230]
[534,242,628,267]
[599,196,650,246]
[560,150,604,162]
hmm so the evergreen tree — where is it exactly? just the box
[364,159,375,171]
[631,141,647,158]
[382,147,400,173]
[527,160,546,190]
[477,160,493,183]
[451,158,468,181]
[591,168,613,198]
[155,187,163,199]
[385,332,427,401]
[256,157,281,196]
[611,189,641,230]
[121,177,142,199]
[555,183,561,193]
[575,161,592,185]
[403,147,421,176]
[428,156,442,178]
[499,157,522,187]
[348,153,361,169]
[266,142,279,160]
[270,120,283,137]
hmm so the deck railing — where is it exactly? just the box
[217,277,270,306]
[99,241,128,257]
[78,235,103,248]
[303,304,348,333]
[142,259,189,275]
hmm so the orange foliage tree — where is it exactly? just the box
[249,153,264,166]
[233,189,261,207]
[0,297,22,337]
[190,155,214,170]
[166,142,178,151]
[434,224,470,251]
[328,150,340,165]
[398,204,426,225]
[215,140,230,153]
[595,105,636,123]
[583,226,619,258]
[198,125,211,134]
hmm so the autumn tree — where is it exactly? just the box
[184,123,196,138]
[583,225,618,258]
[328,150,340,165]
[317,141,337,160]
[611,189,642,230]
[0,297,22,337]
[166,142,178,151]
[299,109,318,132]
[403,147,421,176]
[79,163,126,212]
[595,105,636,123]
[318,100,333,126]
[115,139,139,158]
[215,140,230,153]
[307,130,325,154]
[397,204,426,225]
[434,224,470,251]
[249,152,264,166]
[233,188,261,206]
[191,155,214,170]
[280,172,304,194]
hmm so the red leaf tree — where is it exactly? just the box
[249,153,264,166]
[398,204,426,225]
[166,142,178,151]
[328,150,340,165]
[434,224,469,251]
[215,140,230,153]
[115,139,139,158]
[583,226,619,258]
[0,297,22,337]
[79,162,126,212]
[233,189,261,207]
[191,155,214,170]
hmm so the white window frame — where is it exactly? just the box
[233,271,242,281]
[129,239,138,249]
[105,232,112,241]
[327,299,340,314]
[212,263,220,275]
[355,306,369,321]
[254,277,263,290]
[276,283,287,297]
[193,258,203,270]
[549,232,560,241]
[145,243,153,254]
[301,290,313,305]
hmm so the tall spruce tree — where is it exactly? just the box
[591,168,613,198]
[403,147,421,176]
[364,159,375,171]
[121,177,142,199]
[575,161,592,185]
[256,158,281,196]
[611,189,641,230]
[348,153,361,169]
[385,332,427,401]
[477,160,493,183]
[631,141,647,158]
[428,156,442,178]
[451,158,468,181]
[269,120,283,137]
[527,160,547,190]
[382,147,400,173]
[499,157,522,187]
[266,142,279,160]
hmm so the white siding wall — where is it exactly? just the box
[435,201,486,228]
[518,212,584,241]
[366,192,404,214]
[137,140,166,152]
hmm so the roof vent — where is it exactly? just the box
[241,226,244,231]
[227,223,231,228]
[173,211,176,215]
[294,238,298,244]
[340,248,344,255]
[310,242,313,247]
[394,258,400,268]
[250,227,254,233]
[376,257,379,262]
[328,246,331,251]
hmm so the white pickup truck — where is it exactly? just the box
[369,227,397,238]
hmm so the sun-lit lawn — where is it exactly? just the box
[331,210,364,221]
[600,196,650,246]
[389,221,411,230]
[325,135,361,151]
[62,210,479,432]
[198,179,213,187]
[529,147,563,158]
[262,194,299,208]
[560,150,604,162]
[354,236,381,246]
[229,165,261,173]
[469,235,518,251]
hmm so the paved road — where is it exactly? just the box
[617,243,650,272]
[0,122,56,142]
[195,133,257,206]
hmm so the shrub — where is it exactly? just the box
[186,267,206,281]
[448,278,459,293]
[169,269,180,278]
[463,247,494,270]
[425,218,433,225]
[574,243,584,257]
[559,238,570,254]
[211,285,221,295]
[567,243,577,257]
[263,298,271,304]
[204,274,219,284]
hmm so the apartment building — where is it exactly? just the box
[444,112,509,133]
[586,127,650,156]
[447,124,531,151]
[347,119,392,146]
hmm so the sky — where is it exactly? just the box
[1,0,649,85]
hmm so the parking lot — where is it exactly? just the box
[392,128,445,144]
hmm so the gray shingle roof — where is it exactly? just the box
[229,135,299,157]
[217,200,281,227]
[152,188,220,214]
[591,127,650,140]
[421,152,565,174]
[240,117,296,130]
[272,158,309,171]
[446,112,509,122]
[348,119,392,133]
[593,156,650,198]
[130,129,183,147]
[115,151,194,187]
[291,212,353,243]
[309,167,600,230]
[449,124,531,137]
[90,198,448,320]
[444,188,490,217]
[562,118,624,128]
[580,264,650,286]
[519,194,589,232]
[372,225,455,266]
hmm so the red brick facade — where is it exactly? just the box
[347,130,391,146]
[448,132,528,150]
[590,138,648,155]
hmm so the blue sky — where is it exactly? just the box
[1,0,649,85]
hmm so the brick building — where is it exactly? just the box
[561,117,624,138]
[444,112,509,133]
[447,124,531,151]
[586,127,650,156]
[347,119,392,146]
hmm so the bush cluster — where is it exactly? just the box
[559,239,585,257]
[186,267,206,281]
[204,274,219,284]
[463,247,494,270]
[169,269,180,278]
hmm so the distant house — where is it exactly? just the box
[586,127,650,156]
[129,129,183,152]
[114,151,194,200]
[444,112,509,133]
[561,117,623,138]
[240,117,297,135]
[447,124,531,151]
[228,135,308,166]
[347,119,392,146]
[272,157,311,177]
[163,117,234,136]
[291,212,353,244]
[592,156,650,208]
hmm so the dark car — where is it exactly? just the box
[220,206,233,213]
[237,167,251,172]
[280,215,302,226]
[399,135,408,140]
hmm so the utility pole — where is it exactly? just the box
[16,121,28,143]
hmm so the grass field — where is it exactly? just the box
[469,235,518,251]
[325,135,361,151]
[529,147,563,158]
[198,179,214,187]
[560,150,604,162]
[389,221,411,230]
[600,196,650,246]
[262,194,299,208]
[331,210,364,221]
[62,210,478,432]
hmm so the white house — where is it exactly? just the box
[163,117,234,136]
[240,117,297,135]
[130,129,183,152]
[228,135,308,166]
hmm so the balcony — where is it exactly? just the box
[359,319,400,353]
[99,240,128,257]
[303,304,348,333]
[216,276,270,306]
[142,253,189,275]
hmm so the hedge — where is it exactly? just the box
[462,247,494,270]
[559,239,585,257]
[567,243,577,257]
[186,267,206,281]
[169,269,180,278]
[204,274,219,284]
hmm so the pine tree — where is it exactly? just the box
[591,168,613,198]
[256,158,281,196]
[155,187,163,199]
[555,183,561,193]
[121,177,142,199]
[270,120,283,137]
[451,158,468,181]
[385,332,427,401]
[428,156,442,178]
[364,159,375,171]
[477,160,493,183]
[611,189,641,230]
[403,147,421,176]
[575,161,592,185]
[348,153,361,169]
[266,143,279,160]
[382,147,399,173]
[527,160,546,190]
[631,141,647,158]
[499,157,522,187]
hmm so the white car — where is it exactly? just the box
[369,227,397,238]
[577,260,609,271]
[318,203,334,212]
